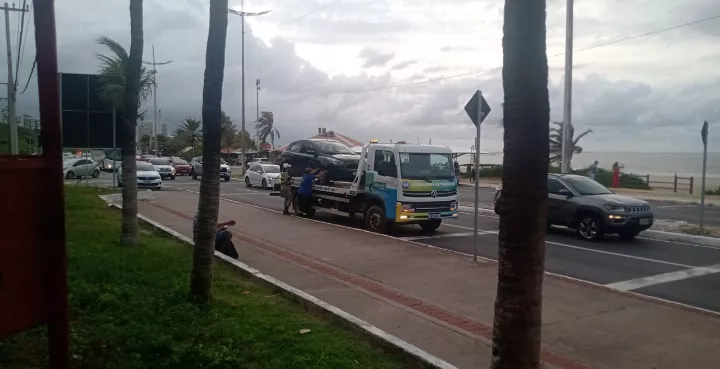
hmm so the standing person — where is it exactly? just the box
[280,163,294,215]
[611,161,623,188]
[470,165,476,183]
[587,160,599,180]
[454,160,461,184]
[296,168,323,216]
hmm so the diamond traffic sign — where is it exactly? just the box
[464,90,491,126]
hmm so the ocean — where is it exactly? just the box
[458,152,720,179]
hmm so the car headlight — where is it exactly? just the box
[604,204,625,212]
[401,204,415,212]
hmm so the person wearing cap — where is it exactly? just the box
[280,163,294,215]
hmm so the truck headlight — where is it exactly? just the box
[450,201,458,211]
[401,204,415,212]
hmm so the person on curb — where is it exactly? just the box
[280,163,294,215]
[588,160,599,180]
[296,167,323,216]
[193,212,239,259]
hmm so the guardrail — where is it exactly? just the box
[640,173,694,194]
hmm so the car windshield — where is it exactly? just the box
[173,159,188,165]
[136,162,156,171]
[314,141,355,155]
[263,165,280,173]
[563,176,613,196]
[149,159,171,165]
[399,153,455,180]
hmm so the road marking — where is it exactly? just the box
[401,231,482,241]
[605,264,720,291]
[657,204,696,209]
[544,239,694,268]
[442,223,499,234]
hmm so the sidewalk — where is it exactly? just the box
[136,191,720,369]
[459,178,720,206]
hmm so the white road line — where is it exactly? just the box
[605,264,720,291]
[657,205,696,209]
[544,239,694,268]
[401,231,480,241]
[442,223,499,234]
[220,192,266,196]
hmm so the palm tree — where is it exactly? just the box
[95,36,155,110]
[491,0,550,368]
[190,0,229,304]
[101,0,148,246]
[549,121,592,170]
[220,112,237,149]
[174,118,203,156]
[255,111,280,148]
[138,134,151,154]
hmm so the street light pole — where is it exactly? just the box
[143,45,172,155]
[561,0,574,173]
[229,3,270,175]
[256,78,260,147]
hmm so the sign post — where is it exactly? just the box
[464,90,491,261]
[700,121,709,229]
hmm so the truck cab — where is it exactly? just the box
[292,142,459,233]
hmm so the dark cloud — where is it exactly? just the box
[358,47,396,68]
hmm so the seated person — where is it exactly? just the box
[193,213,238,259]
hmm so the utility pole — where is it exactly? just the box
[561,0,574,173]
[2,2,28,155]
[256,78,260,147]
[143,45,172,155]
[229,2,270,174]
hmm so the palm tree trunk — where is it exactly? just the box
[190,0,228,304]
[120,0,144,246]
[491,0,549,368]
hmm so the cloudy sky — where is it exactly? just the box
[10,0,720,153]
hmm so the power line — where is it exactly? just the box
[278,0,343,26]
[289,13,720,97]
[14,0,29,84]
[20,55,34,94]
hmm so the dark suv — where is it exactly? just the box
[494,174,654,241]
[281,139,361,182]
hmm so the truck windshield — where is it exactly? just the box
[399,152,454,180]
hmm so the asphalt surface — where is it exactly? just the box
[456,185,720,226]
[71,173,720,314]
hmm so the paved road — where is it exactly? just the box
[155,176,720,314]
[456,186,720,226]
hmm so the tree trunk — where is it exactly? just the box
[120,0,144,246]
[190,0,228,304]
[491,0,549,368]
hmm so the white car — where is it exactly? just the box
[63,158,100,179]
[118,161,162,190]
[190,157,231,182]
[245,164,281,189]
[147,158,176,180]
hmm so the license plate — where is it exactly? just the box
[428,213,441,219]
[639,218,650,225]
[142,180,154,184]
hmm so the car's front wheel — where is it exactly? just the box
[245,177,252,187]
[92,170,100,178]
[262,179,267,189]
[191,170,198,180]
[65,171,75,179]
[577,214,604,241]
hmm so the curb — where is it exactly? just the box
[457,205,720,246]
[109,201,458,369]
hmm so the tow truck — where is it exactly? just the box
[290,142,459,233]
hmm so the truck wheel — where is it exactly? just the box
[365,205,387,233]
[420,220,442,233]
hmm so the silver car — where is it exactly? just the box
[63,158,100,179]
[494,174,654,241]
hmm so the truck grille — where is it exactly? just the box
[403,190,457,198]
[220,167,228,172]
[625,205,651,214]
[409,201,455,213]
